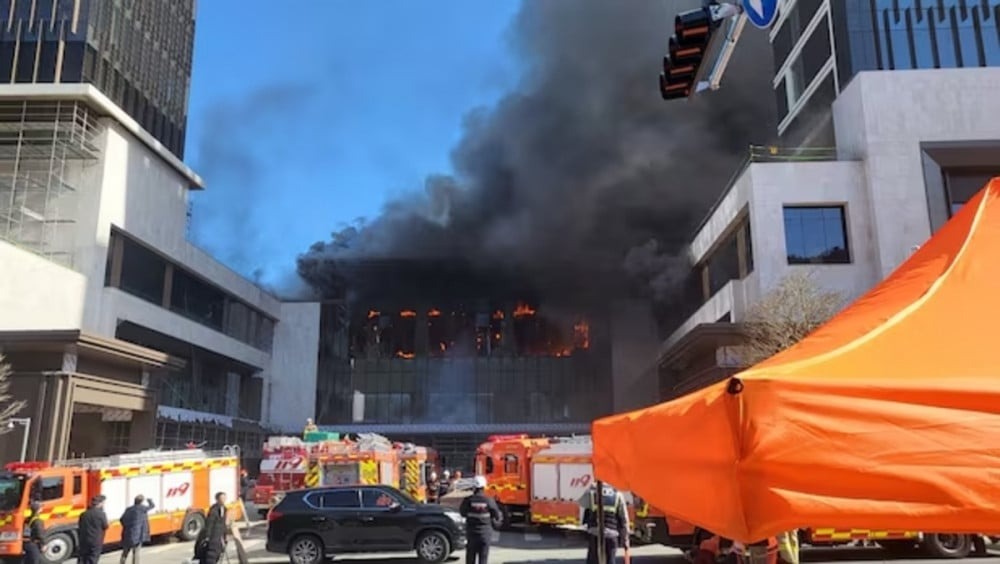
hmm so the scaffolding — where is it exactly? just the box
[0,100,102,267]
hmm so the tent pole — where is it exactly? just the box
[596,480,607,564]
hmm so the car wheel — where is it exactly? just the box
[41,532,74,564]
[178,512,205,541]
[289,534,325,564]
[416,530,451,563]
[924,534,972,559]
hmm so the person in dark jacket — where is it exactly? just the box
[195,493,229,564]
[119,494,155,564]
[21,501,44,564]
[77,495,109,564]
[581,484,629,564]
[459,476,502,564]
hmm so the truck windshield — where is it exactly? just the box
[0,474,25,511]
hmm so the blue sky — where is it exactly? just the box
[185,1,522,286]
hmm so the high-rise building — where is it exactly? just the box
[773,0,1000,147]
[0,0,194,157]
[0,0,320,467]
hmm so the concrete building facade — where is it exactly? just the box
[0,86,319,464]
[659,67,1000,399]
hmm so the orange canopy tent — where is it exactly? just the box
[593,178,1000,543]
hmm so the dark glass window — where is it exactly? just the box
[707,232,740,295]
[38,477,64,501]
[15,41,36,83]
[319,489,360,509]
[119,237,167,304]
[783,206,851,264]
[800,16,831,82]
[361,488,397,508]
[774,78,789,119]
[0,43,14,83]
[72,476,82,495]
[170,270,225,330]
[37,41,58,83]
[61,42,84,83]
[945,169,999,216]
[743,219,754,274]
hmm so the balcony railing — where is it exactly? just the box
[692,144,842,240]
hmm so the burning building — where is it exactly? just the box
[307,260,658,469]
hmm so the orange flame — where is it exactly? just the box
[428,308,442,317]
[513,303,536,318]
[396,351,415,359]
[573,320,591,350]
[367,310,380,320]
[492,310,505,320]
[400,310,417,318]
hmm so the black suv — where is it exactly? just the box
[266,484,467,564]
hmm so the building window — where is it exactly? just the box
[170,269,226,330]
[944,169,997,216]
[119,237,167,304]
[783,206,850,264]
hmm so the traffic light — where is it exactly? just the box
[659,2,745,101]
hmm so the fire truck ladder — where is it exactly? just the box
[54,448,233,470]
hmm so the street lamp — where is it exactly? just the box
[7,417,31,462]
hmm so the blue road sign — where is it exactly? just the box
[742,0,779,29]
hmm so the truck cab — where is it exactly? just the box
[0,462,90,563]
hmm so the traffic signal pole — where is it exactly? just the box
[660,1,747,101]
[696,3,748,94]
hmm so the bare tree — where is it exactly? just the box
[740,271,845,366]
[0,354,26,432]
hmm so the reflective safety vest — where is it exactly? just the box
[587,485,628,538]
[590,485,621,515]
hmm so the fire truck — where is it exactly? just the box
[473,434,692,545]
[0,448,242,564]
[670,520,983,559]
[395,442,439,503]
[250,436,309,515]
[251,433,405,515]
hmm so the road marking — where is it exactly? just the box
[524,529,543,542]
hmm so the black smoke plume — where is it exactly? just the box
[298,0,776,309]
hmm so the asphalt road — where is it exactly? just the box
[63,526,1000,564]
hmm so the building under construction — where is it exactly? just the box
[311,260,660,470]
[0,100,99,266]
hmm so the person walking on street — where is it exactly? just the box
[582,483,629,564]
[459,476,502,564]
[195,492,230,564]
[427,472,440,503]
[120,495,155,564]
[21,501,44,564]
[77,496,108,564]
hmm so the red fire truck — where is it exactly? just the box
[473,434,693,546]
[0,449,242,563]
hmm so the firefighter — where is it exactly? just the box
[427,472,440,504]
[459,476,502,564]
[303,418,318,435]
[438,470,452,498]
[21,501,43,564]
[581,483,629,564]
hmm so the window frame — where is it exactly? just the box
[503,454,519,474]
[311,488,361,509]
[38,477,65,501]
[782,205,851,265]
